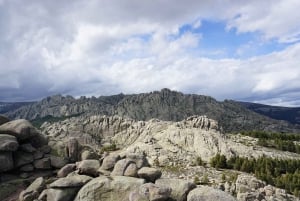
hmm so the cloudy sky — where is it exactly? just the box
[0,0,300,106]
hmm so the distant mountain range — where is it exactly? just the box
[0,101,33,113]
[1,89,300,133]
[238,102,300,125]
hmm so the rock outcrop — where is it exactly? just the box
[0,119,51,173]
[41,115,300,166]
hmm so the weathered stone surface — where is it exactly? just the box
[124,162,138,177]
[14,151,34,167]
[20,143,36,152]
[19,177,45,201]
[66,138,79,162]
[57,164,76,178]
[187,186,237,201]
[34,158,51,169]
[50,155,68,169]
[77,159,100,176]
[19,164,34,172]
[130,183,171,201]
[81,150,98,160]
[138,167,162,182]
[74,176,145,201]
[111,158,135,176]
[126,153,149,169]
[0,115,10,125]
[50,175,92,188]
[0,119,38,140]
[0,152,14,172]
[39,188,78,201]
[0,134,18,151]
[155,178,196,201]
[100,154,121,170]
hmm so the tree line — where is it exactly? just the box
[240,131,300,154]
[210,154,300,196]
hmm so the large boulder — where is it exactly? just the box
[19,177,45,201]
[0,115,9,125]
[0,134,19,151]
[0,119,38,141]
[124,162,138,177]
[81,150,98,160]
[49,174,92,188]
[34,158,51,169]
[130,183,171,201]
[126,153,149,169]
[111,158,136,176]
[100,154,120,170]
[39,188,78,201]
[57,164,76,178]
[187,186,237,201]
[138,167,162,182]
[50,155,68,169]
[75,176,145,201]
[77,159,100,177]
[155,178,196,201]
[0,152,14,172]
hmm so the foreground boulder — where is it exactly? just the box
[0,119,38,141]
[19,177,45,201]
[57,164,76,178]
[155,178,196,201]
[75,176,145,201]
[77,159,100,177]
[50,174,92,188]
[187,186,237,201]
[100,153,120,170]
[39,188,79,201]
[138,167,162,182]
[130,183,172,201]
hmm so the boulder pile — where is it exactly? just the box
[0,117,58,174]
[19,151,237,201]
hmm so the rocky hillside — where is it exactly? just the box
[41,115,300,166]
[1,115,300,201]
[4,89,300,133]
[239,101,300,125]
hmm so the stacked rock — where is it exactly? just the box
[18,150,237,201]
[0,117,67,176]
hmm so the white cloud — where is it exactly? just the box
[0,0,300,106]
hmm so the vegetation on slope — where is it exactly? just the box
[210,154,300,196]
[240,131,300,154]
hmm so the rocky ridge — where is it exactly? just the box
[42,115,300,166]
[4,89,300,133]
[1,115,299,200]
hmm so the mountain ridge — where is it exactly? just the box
[3,89,300,133]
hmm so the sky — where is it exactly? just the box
[0,0,300,106]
